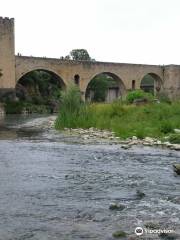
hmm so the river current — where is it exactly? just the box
[0,115,179,240]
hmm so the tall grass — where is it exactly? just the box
[55,85,92,129]
[55,86,180,139]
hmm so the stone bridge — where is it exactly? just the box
[15,55,165,99]
[0,16,180,100]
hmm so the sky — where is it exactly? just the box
[1,0,180,65]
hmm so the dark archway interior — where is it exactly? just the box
[140,73,162,95]
[132,80,136,90]
[74,74,80,85]
[16,69,65,111]
[85,72,125,103]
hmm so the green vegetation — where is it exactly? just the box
[3,70,63,114]
[169,134,180,144]
[55,86,180,139]
[55,85,87,129]
[4,101,50,114]
[61,49,94,61]
[126,89,154,103]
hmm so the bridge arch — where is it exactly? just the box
[15,68,66,104]
[140,72,163,95]
[85,72,126,102]
[16,67,66,87]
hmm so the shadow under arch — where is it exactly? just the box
[16,68,66,88]
[85,72,126,102]
[15,69,66,108]
[140,73,163,95]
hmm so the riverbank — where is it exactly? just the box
[55,92,180,150]
[59,126,180,151]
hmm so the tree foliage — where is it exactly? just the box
[60,49,94,61]
[70,49,91,61]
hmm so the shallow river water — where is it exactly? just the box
[0,115,180,240]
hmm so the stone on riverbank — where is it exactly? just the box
[170,144,180,151]
[173,164,180,175]
[112,230,127,238]
[136,190,146,199]
[59,126,180,151]
[109,203,125,211]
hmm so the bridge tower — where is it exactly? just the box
[0,17,16,94]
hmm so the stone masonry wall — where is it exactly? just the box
[0,17,15,89]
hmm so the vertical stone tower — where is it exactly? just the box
[0,17,15,92]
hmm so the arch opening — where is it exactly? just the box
[140,73,162,96]
[15,69,65,112]
[132,80,136,90]
[85,72,126,103]
[74,74,80,85]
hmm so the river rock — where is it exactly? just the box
[136,190,146,199]
[112,230,127,238]
[144,222,160,229]
[121,145,131,149]
[132,136,138,140]
[173,164,180,175]
[170,144,180,151]
[156,140,162,145]
[174,129,180,133]
[159,232,179,240]
[163,141,172,147]
[143,142,153,146]
[128,140,139,146]
[109,203,125,211]
[144,137,154,143]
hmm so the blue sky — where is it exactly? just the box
[1,0,180,64]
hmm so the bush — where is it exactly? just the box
[157,92,172,104]
[5,101,24,114]
[159,121,174,134]
[169,134,180,144]
[126,90,154,104]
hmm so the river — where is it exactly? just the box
[0,115,179,240]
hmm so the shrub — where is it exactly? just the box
[159,121,174,134]
[126,90,154,104]
[5,101,24,114]
[169,134,180,144]
[157,92,172,104]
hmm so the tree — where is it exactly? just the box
[70,49,91,61]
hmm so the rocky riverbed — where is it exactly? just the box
[15,115,180,151]
[57,125,180,151]
[0,114,180,240]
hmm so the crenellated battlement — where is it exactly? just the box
[0,17,14,30]
[0,17,14,23]
[0,17,14,34]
